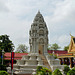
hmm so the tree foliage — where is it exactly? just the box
[67,68,75,75]
[16,44,28,53]
[64,45,69,51]
[0,64,7,71]
[52,68,62,75]
[63,65,70,75]
[0,57,1,64]
[36,66,52,75]
[48,43,61,50]
[0,71,8,75]
[0,35,14,52]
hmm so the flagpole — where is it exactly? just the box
[12,69,13,75]
[11,50,13,75]
[11,49,14,75]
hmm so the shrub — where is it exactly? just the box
[36,66,52,75]
[63,65,70,75]
[36,66,43,72]
[67,68,75,75]
[52,69,62,75]
[0,71,9,75]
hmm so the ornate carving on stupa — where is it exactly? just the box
[29,11,48,55]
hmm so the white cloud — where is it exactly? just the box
[58,35,70,48]
[0,0,9,12]
[0,0,75,51]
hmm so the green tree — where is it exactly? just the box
[36,66,52,75]
[0,35,14,52]
[0,64,7,71]
[63,65,70,75]
[67,68,75,75]
[52,68,62,75]
[64,45,69,51]
[0,71,9,75]
[48,43,61,50]
[16,44,28,53]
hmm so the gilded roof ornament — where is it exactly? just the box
[70,33,74,38]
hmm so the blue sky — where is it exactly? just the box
[0,0,75,51]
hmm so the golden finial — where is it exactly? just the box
[70,32,74,38]
[70,32,72,36]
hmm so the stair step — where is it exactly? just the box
[40,55,51,70]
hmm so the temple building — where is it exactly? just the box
[58,35,75,68]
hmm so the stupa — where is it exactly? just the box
[29,11,48,55]
[7,11,64,75]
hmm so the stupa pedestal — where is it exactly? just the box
[7,53,45,75]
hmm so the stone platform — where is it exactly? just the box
[7,54,65,75]
[7,54,46,75]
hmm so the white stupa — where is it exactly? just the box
[29,11,48,55]
[7,11,64,75]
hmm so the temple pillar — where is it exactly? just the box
[70,58,73,68]
[63,58,66,64]
[70,58,72,68]
[66,58,69,65]
[59,58,62,65]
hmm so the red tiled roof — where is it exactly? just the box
[4,50,67,60]
[4,58,22,60]
[48,50,67,54]
[4,53,28,60]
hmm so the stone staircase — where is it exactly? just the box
[46,55,65,74]
[40,55,52,70]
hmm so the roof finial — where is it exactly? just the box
[70,32,73,38]
[38,10,40,14]
[70,32,72,36]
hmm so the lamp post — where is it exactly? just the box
[2,49,4,65]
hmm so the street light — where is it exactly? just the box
[2,49,4,65]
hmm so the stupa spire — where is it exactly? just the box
[33,11,44,23]
[37,10,40,14]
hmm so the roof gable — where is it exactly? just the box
[68,35,75,53]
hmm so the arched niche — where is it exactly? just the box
[39,38,44,44]
[39,30,44,36]
[38,38,44,55]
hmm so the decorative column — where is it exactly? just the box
[74,57,75,67]
[59,58,62,65]
[70,58,73,68]
[66,58,69,65]
[63,58,66,64]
